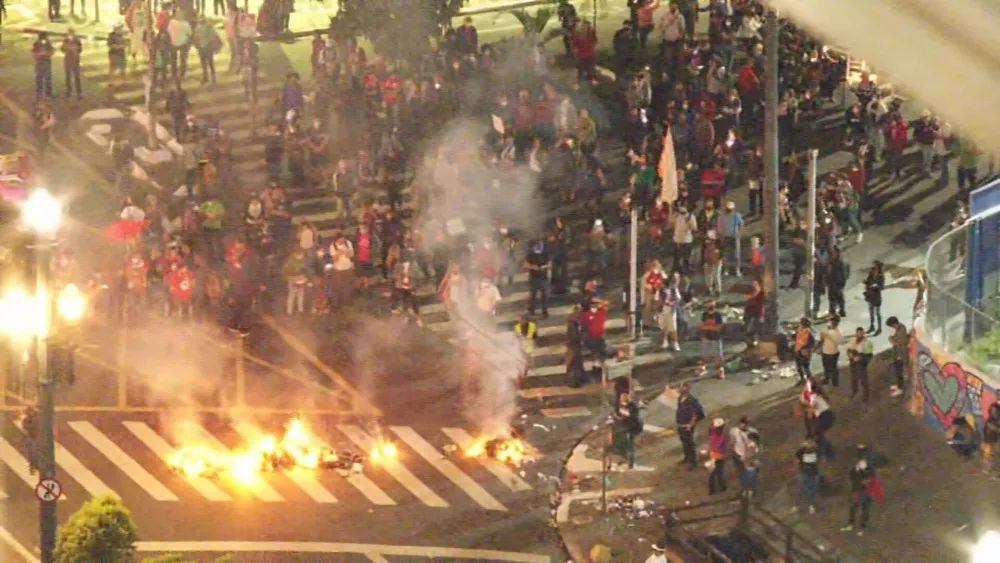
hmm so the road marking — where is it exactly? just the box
[366,554,390,563]
[182,425,284,503]
[390,426,507,511]
[539,406,593,418]
[337,425,448,508]
[134,541,550,562]
[0,436,63,499]
[556,487,654,524]
[290,431,395,506]
[52,438,119,499]
[231,422,336,504]
[10,420,116,498]
[122,422,231,502]
[518,385,600,399]
[440,428,532,493]
[68,421,179,502]
[0,525,40,563]
[263,317,381,416]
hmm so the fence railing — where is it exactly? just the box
[924,222,1000,378]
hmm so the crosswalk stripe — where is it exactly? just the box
[0,437,34,488]
[122,421,231,502]
[290,432,395,506]
[52,438,118,499]
[518,385,601,399]
[337,425,448,508]
[68,422,179,502]
[389,426,506,511]
[231,422,337,504]
[182,425,284,503]
[10,420,115,498]
[539,406,593,418]
[0,437,64,499]
[439,428,531,493]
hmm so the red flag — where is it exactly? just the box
[657,126,679,203]
[104,219,149,241]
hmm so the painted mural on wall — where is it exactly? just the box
[912,331,999,432]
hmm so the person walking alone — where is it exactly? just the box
[841,445,883,536]
[793,318,815,385]
[193,16,221,84]
[32,32,55,100]
[886,316,909,398]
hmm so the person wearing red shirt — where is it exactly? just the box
[737,60,760,125]
[744,278,765,347]
[886,116,909,180]
[167,262,196,319]
[580,298,616,360]
[124,253,148,315]
[700,162,726,201]
[635,0,661,52]
[572,20,598,80]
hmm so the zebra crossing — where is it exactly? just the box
[0,416,533,511]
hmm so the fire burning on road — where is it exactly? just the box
[167,418,367,483]
[462,432,533,466]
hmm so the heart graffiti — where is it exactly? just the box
[917,351,967,427]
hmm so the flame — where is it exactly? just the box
[167,417,344,484]
[463,435,529,466]
[369,440,398,465]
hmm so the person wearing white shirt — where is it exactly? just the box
[476,279,502,317]
[644,544,668,563]
[728,416,752,476]
[671,206,697,273]
[818,316,843,387]
[659,3,685,67]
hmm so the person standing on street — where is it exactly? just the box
[983,402,1000,477]
[566,306,588,388]
[61,29,82,99]
[32,32,55,100]
[168,11,194,82]
[818,315,842,387]
[847,327,873,402]
[165,85,190,140]
[224,5,241,72]
[794,437,820,514]
[826,247,849,319]
[707,417,729,495]
[675,382,705,470]
[717,200,744,277]
[193,16,221,84]
[610,391,642,470]
[841,445,883,536]
[886,316,909,398]
[864,260,885,335]
[524,239,550,318]
[793,318,815,384]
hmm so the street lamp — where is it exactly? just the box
[1,188,84,563]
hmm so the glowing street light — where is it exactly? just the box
[21,189,62,235]
[972,531,1000,563]
[56,284,86,324]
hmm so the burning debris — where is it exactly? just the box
[168,418,368,483]
[447,425,537,467]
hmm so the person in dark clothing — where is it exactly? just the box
[795,437,820,514]
[841,445,880,536]
[548,217,570,294]
[827,247,849,318]
[525,239,551,318]
[61,29,83,99]
[675,383,705,469]
[566,307,588,387]
[786,220,807,289]
[165,86,191,140]
[984,402,1000,475]
[612,20,636,79]
[557,0,578,56]
[32,33,55,99]
[811,251,828,319]
[863,261,885,335]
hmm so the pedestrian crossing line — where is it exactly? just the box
[10,420,116,498]
[539,406,593,418]
[291,432,396,506]
[0,436,65,500]
[68,421,179,502]
[389,426,507,512]
[181,425,284,503]
[231,422,337,504]
[337,425,449,508]
[439,428,531,493]
[122,421,232,502]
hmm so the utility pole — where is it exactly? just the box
[762,9,780,336]
[35,237,56,563]
[804,149,818,319]
[628,206,638,340]
[145,0,157,149]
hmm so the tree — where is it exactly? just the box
[54,495,138,563]
[508,7,556,39]
[331,0,467,63]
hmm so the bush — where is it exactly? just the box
[54,495,138,563]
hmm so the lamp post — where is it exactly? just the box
[13,189,85,563]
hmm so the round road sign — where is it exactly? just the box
[35,478,62,502]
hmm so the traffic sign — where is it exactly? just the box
[35,478,62,502]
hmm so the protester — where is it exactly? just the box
[841,445,883,536]
[818,315,842,387]
[885,316,909,398]
[794,437,820,514]
[707,417,729,494]
[675,383,705,470]
[846,326,873,402]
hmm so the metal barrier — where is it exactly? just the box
[924,221,1000,378]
